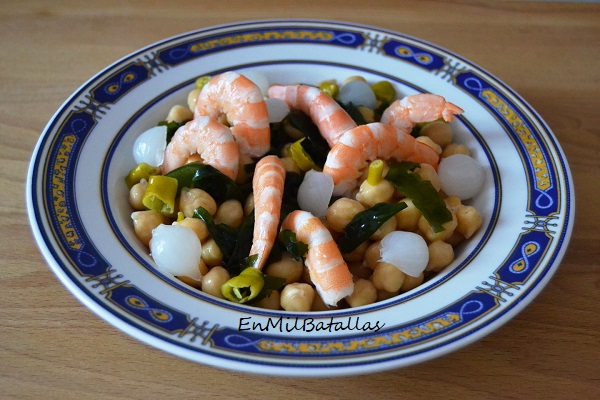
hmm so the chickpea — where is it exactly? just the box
[446,231,465,247]
[236,154,254,184]
[456,205,483,239]
[395,198,422,232]
[244,193,254,216]
[257,290,281,310]
[131,210,166,247]
[426,240,454,272]
[214,199,244,228]
[201,238,223,267]
[166,104,193,123]
[280,143,292,158]
[371,262,406,292]
[326,198,365,233]
[357,106,375,123]
[178,275,202,289]
[280,283,315,312]
[179,188,217,218]
[418,210,457,242]
[342,240,369,263]
[370,216,397,241]
[416,163,442,192]
[265,253,304,285]
[186,153,203,164]
[377,289,400,302]
[364,240,381,270]
[312,292,336,312]
[282,118,305,141]
[176,217,210,243]
[359,161,389,183]
[280,156,302,174]
[342,75,367,85]
[442,143,470,158]
[444,196,462,213]
[345,279,377,308]
[400,272,424,292]
[128,180,147,210]
[355,179,395,207]
[187,88,200,111]
[201,266,230,298]
[415,136,442,155]
[420,121,453,149]
[348,262,373,280]
[177,260,209,288]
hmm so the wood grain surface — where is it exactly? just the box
[1,1,598,399]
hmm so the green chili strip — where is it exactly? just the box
[221,267,265,303]
[142,175,178,214]
[125,162,161,188]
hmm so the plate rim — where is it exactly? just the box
[26,18,576,377]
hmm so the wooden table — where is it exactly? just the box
[2,1,598,398]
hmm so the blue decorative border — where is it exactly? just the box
[158,27,365,66]
[29,21,573,370]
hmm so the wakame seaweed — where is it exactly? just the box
[165,162,250,202]
[385,162,453,233]
[337,202,407,254]
[158,119,189,143]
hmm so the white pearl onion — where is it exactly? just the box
[438,154,485,200]
[150,224,203,280]
[132,125,167,167]
[379,231,429,277]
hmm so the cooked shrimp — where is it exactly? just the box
[161,116,239,180]
[381,93,463,134]
[249,155,286,271]
[280,210,354,306]
[323,123,440,196]
[267,84,357,147]
[195,71,270,158]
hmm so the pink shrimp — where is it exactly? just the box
[281,210,354,306]
[161,116,239,180]
[195,71,270,158]
[267,84,357,147]
[249,155,286,271]
[381,93,463,134]
[323,123,440,196]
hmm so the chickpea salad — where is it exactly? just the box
[125,71,485,312]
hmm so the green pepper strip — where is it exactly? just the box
[221,267,265,303]
[142,175,178,214]
[125,162,161,188]
[289,138,319,172]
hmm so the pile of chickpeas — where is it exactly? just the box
[128,77,483,312]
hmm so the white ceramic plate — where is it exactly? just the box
[27,20,574,377]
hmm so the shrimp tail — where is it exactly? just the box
[281,210,354,306]
[249,155,286,271]
[381,93,463,134]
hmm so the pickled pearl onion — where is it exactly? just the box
[438,154,485,200]
[132,125,167,167]
[379,231,429,277]
[297,170,334,218]
[150,224,203,280]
